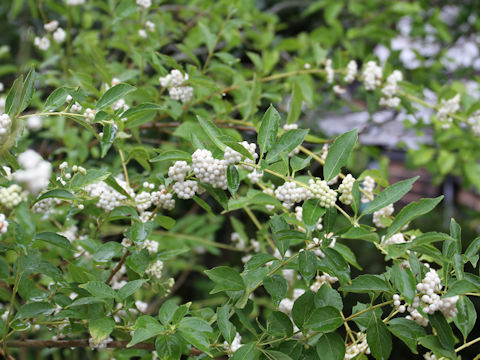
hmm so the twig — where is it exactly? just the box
[105,251,129,285]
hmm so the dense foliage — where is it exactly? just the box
[0,1,479,359]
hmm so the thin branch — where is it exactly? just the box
[105,251,129,285]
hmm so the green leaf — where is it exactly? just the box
[387,318,426,354]
[100,123,117,158]
[5,75,23,117]
[231,342,261,360]
[217,305,236,344]
[302,199,326,235]
[95,83,136,110]
[150,150,192,163]
[127,249,150,275]
[197,115,226,151]
[305,306,343,333]
[79,281,116,299]
[319,248,350,285]
[89,317,115,344]
[178,317,213,354]
[298,250,317,281]
[227,165,240,195]
[128,316,165,347]
[362,177,418,215]
[19,67,36,113]
[464,236,480,267]
[323,129,358,182]
[428,312,455,351]
[155,334,182,360]
[316,332,345,360]
[268,311,293,337]
[16,302,55,319]
[44,87,68,110]
[445,279,480,296]
[418,335,456,359]
[291,290,315,329]
[244,253,277,271]
[367,315,392,360]
[158,299,178,325]
[286,81,303,124]
[198,22,216,52]
[385,196,444,239]
[258,104,280,157]
[314,284,343,311]
[118,279,148,301]
[93,242,124,263]
[35,189,76,203]
[266,129,309,163]
[290,154,312,173]
[339,274,390,293]
[390,263,416,303]
[35,232,75,251]
[204,266,245,294]
[263,350,294,360]
[454,296,476,340]
[263,274,287,307]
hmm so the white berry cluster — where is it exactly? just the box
[136,0,151,8]
[338,174,355,205]
[159,69,193,103]
[345,333,371,359]
[223,141,258,170]
[310,273,339,292]
[84,108,96,122]
[70,101,82,113]
[307,235,336,259]
[0,114,11,142]
[85,177,134,212]
[372,204,394,228]
[344,60,358,83]
[13,150,52,195]
[437,94,460,129]
[379,70,403,108]
[283,123,298,130]
[381,233,406,246]
[223,332,242,355]
[135,191,152,211]
[468,112,480,136]
[34,36,50,51]
[26,115,43,131]
[168,161,190,181]
[66,0,86,5]
[361,176,375,203]
[0,184,28,209]
[53,28,66,43]
[424,352,437,360]
[231,232,246,250]
[0,214,8,234]
[247,170,263,184]
[192,149,228,189]
[274,181,311,209]
[151,185,175,210]
[362,61,383,90]
[89,337,113,350]
[295,206,323,232]
[309,179,336,208]
[146,259,164,279]
[142,239,159,254]
[44,20,58,32]
[32,198,53,214]
[111,265,127,290]
[416,266,459,318]
[325,59,334,84]
[173,180,198,199]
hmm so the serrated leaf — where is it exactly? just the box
[16,302,55,319]
[387,318,426,354]
[197,115,226,151]
[89,317,115,344]
[128,316,165,347]
[263,274,287,307]
[118,279,147,301]
[35,189,76,203]
[100,123,117,157]
[298,250,317,281]
[305,306,343,333]
[367,315,392,360]
[227,165,239,195]
[79,281,116,299]
[339,274,390,293]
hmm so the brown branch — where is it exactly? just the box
[105,251,129,284]
[3,339,203,355]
